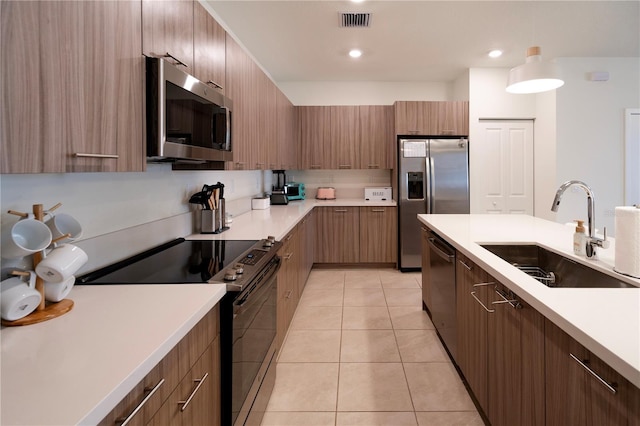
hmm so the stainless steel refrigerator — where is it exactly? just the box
[398,137,469,271]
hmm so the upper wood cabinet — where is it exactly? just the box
[395,101,469,136]
[259,71,278,171]
[1,1,144,173]
[298,106,330,170]
[329,106,359,169]
[225,35,251,170]
[142,0,193,69]
[276,90,297,170]
[359,105,394,169]
[193,2,225,94]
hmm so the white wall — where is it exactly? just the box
[0,165,264,242]
[554,58,640,235]
[278,81,452,106]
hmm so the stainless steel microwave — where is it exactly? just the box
[146,57,233,162]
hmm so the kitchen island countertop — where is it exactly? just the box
[418,214,640,388]
[1,284,227,426]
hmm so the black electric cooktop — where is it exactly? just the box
[77,239,258,284]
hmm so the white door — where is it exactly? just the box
[477,120,534,214]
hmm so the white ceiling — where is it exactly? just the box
[205,0,639,83]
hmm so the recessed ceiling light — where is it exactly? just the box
[349,49,362,58]
[351,0,365,3]
[488,49,503,58]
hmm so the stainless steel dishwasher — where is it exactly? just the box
[427,229,457,359]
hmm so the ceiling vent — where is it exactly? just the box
[339,12,371,28]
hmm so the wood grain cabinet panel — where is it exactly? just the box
[314,207,359,264]
[298,106,330,169]
[142,0,193,69]
[359,206,397,263]
[545,319,639,426]
[276,90,297,170]
[330,106,359,169]
[395,101,469,136]
[259,72,278,170]
[1,1,144,173]
[276,227,300,351]
[455,253,490,411]
[359,105,394,169]
[224,35,251,170]
[193,2,225,95]
[99,306,220,426]
[487,283,545,426]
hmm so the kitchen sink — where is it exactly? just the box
[480,244,636,289]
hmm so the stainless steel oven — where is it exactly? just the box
[76,237,282,426]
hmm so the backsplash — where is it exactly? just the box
[266,169,392,199]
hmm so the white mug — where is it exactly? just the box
[44,275,75,302]
[46,213,83,243]
[1,271,41,321]
[1,219,52,259]
[35,244,88,283]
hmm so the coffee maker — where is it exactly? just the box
[270,170,289,205]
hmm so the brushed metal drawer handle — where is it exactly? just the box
[116,378,165,426]
[492,288,522,309]
[311,165,322,169]
[472,282,495,287]
[367,164,380,169]
[470,291,495,313]
[285,290,293,299]
[569,353,617,394]
[206,80,223,90]
[458,259,473,271]
[164,52,187,67]
[74,153,119,159]
[334,209,348,212]
[284,253,293,260]
[338,164,352,169]
[371,208,385,212]
[179,372,209,412]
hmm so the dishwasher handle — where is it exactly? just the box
[428,237,455,263]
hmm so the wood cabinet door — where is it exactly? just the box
[455,254,490,411]
[394,101,431,135]
[193,2,225,95]
[487,283,545,426]
[545,319,634,426]
[360,105,394,169]
[276,91,297,170]
[225,35,251,170]
[435,101,469,136]
[330,106,359,169]
[1,1,144,173]
[259,73,278,170]
[359,206,397,263]
[299,106,330,169]
[315,207,359,263]
[142,0,193,69]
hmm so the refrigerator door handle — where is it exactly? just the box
[426,156,434,213]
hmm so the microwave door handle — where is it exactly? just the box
[225,107,231,151]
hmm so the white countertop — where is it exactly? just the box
[187,198,396,241]
[1,284,227,426]
[418,214,640,388]
[1,198,395,426]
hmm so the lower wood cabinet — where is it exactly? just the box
[456,254,545,426]
[545,319,640,426]
[314,207,360,263]
[359,206,397,263]
[99,306,220,426]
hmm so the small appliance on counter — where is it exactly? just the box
[284,183,306,200]
[189,182,227,233]
[270,170,289,205]
[252,197,270,210]
[365,187,392,201]
[316,187,336,200]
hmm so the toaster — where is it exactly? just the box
[316,187,336,200]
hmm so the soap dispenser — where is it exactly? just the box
[573,220,587,256]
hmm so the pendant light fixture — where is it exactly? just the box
[506,46,564,94]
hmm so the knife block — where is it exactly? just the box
[201,199,226,234]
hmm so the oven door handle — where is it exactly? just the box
[233,257,281,317]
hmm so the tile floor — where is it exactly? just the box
[261,268,484,426]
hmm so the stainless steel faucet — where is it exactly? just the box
[551,180,609,258]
